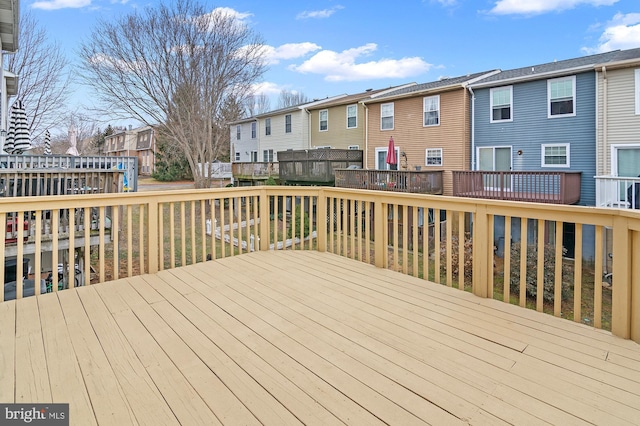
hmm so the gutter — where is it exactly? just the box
[601,66,608,175]
[360,101,369,169]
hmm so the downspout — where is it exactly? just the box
[601,66,608,175]
[467,86,476,170]
[305,108,312,149]
[361,101,369,169]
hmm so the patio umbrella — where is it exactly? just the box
[66,125,79,156]
[386,136,398,170]
[10,100,33,154]
[43,129,52,155]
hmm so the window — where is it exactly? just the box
[347,104,357,128]
[285,114,292,133]
[541,143,570,167]
[319,109,328,131]
[265,118,271,136]
[635,69,640,115]
[375,146,400,170]
[235,152,241,161]
[251,122,256,138]
[490,86,512,122]
[381,103,394,130]
[263,149,274,162]
[548,76,576,117]
[251,151,258,162]
[423,95,440,126]
[425,148,443,166]
[236,125,241,140]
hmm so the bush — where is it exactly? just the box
[509,243,572,302]
[439,233,474,283]
[288,205,310,239]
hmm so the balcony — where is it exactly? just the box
[595,175,640,209]
[232,162,279,182]
[278,149,363,185]
[335,169,443,194]
[1,187,640,423]
[453,171,581,204]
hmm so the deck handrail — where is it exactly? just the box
[335,169,443,194]
[452,170,582,204]
[1,187,638,343]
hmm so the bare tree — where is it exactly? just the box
[78,0,267,188]
[5,10,71,142]
[277,89,309,109]
[244,93,271,116]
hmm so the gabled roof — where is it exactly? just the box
[594,47,640,70]
[363,71,498,103]
[469,48,640,88]
[304,84,417,110]
[256,94,349,119]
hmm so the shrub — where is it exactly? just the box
[509,243,572,302]
[439,233,474,283]
[288,205,311,239]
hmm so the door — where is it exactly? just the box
[478,146,512,190]
[613,146,640,205]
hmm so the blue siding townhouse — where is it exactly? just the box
[464,48,640,259]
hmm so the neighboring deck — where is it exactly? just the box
[2,250,640,425]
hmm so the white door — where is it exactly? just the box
[477,146,512,190]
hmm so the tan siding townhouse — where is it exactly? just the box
[362,71,498,195]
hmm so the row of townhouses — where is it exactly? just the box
[103,125,157,175]
[230,47,640,259]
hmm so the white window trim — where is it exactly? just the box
[422,95,440,127]
[611,143,640,176]
[490,86,513,123]
[380,102,394,131]
[285,114,292,133]
[251,122,257,139]
[265,118,271,136]
[235,152,241,161]
[346,104,358,129]
[547,75,576,118]
[635,69,640,115]
[425,148,443,166]
[236,125,241,140]
[541,143,570,168]
[375,146,401,170]
[319,109,328,132]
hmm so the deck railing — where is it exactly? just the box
[335,169,443,194]
[595,175,640,209]
[453,171,582,204]
[232,162,279,180]
[1,187,639,343]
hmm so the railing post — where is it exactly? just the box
[147,199,159,274]
[259,188,270,251]
[632,230,640,343]
[374,197,385,268]
[611,216,631,339]
[316,189,327,252]
[472,204,490,298]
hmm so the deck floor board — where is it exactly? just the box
[3,251,640,425]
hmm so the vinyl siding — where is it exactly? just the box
[230,121,259,162]
[310,104,366,149]
[596,67,640,175]
[366,89,470,196]
[473,72,596,206]
[258,110,309,161]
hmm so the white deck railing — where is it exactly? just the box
[595,175,640,209]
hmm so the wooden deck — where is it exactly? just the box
[2,251,640,425]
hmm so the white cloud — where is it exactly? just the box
[210,7,253,22]
[296,6,344,20]
[261,42,322,65]
[32,0,91,10]
[289,43,432,82]
[583,13,640,53]
[489,0,618,15]
[252,81,283,96]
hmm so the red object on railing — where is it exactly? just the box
[5,217,29,244]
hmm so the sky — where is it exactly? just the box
[25,0,640,124]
